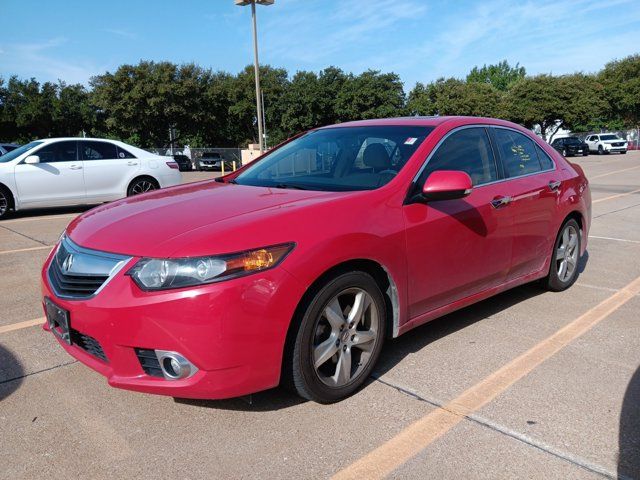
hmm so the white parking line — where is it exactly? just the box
[0,245,52,256]
[590,164,640,179]
[0,317,45,334]
[1,213,78,225]
[589,235,640,244]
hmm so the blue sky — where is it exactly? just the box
[1,0,639,89]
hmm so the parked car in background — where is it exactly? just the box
[42,117,590,403]
[0,143,19,156]
[585,133,627,154]
[197,152,233,171]
[172,154,193,172]
[0,138,181,219]
[551,137,589,157]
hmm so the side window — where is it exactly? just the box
[419,127,498,186]
[535,144,554,170]
[117,146,136,159]
[80,141,118,161]
[34,141,77,163]
[493,128,542,177]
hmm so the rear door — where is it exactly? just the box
[80,141,140,201]
[489,127,560,281]
[403,126,513,318]
[14,141,85,206]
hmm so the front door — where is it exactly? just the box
[403,126,513,319]
[14,140,85,207]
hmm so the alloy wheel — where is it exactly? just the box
[312,288,379,387]
[131,180,156,195]
[0,191,7,217]
[556,224,579,282]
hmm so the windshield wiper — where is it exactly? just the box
[272,183,308,190]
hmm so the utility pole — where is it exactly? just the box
[235,0,274,153]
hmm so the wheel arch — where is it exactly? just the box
[280,257,401,389]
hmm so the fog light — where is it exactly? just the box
[154,350,198,380]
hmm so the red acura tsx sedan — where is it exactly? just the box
[42,116,591,403]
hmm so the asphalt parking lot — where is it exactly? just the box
[1,157,639,480]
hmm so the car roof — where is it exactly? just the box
[318,116,527,130]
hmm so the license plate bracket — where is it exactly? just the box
[44,297,71,345]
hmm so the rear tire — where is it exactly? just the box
[543,219,581,292]
[127,177,159,196]
[286,271,386,403]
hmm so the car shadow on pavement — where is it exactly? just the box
[5,205,94,221]
[174,387,307,411]
[372,282,547,381]
[0,344,24,401]
[619,364,640,479]
[176,253,591,412]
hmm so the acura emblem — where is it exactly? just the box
[62,254,74,273]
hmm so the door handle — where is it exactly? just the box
[127,161,139,166]
[69,165,83,170]
[490,196,511,209]
[548,180,562,191]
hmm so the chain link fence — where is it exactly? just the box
[147,147,243,170]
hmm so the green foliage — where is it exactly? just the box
[503,73,608,141]
[1,54,639,147]
[407,78,503,118]
[599,54,640,127]
[467,60,526,92]
[335,70,406,121]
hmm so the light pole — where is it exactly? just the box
[235,0,274,153]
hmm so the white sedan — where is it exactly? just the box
[0,138,182,219]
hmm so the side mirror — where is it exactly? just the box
[418,170,473,202]
[24,155,40,164]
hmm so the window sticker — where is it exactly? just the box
[404,137,418,145]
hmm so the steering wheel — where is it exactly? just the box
[378,169,398,176]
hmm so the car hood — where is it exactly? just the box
[66,180,342,257]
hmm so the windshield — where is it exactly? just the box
[0,141,43,163]
[565,137,582,144]
[234,126,434,191]
[600,134,620,141]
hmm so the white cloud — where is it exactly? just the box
[0,38,108,84]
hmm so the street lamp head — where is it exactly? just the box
[235,0,274,5]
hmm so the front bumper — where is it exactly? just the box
[41,249,305,399]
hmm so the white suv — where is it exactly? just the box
[585,133,628,155]
[0,138,182,219]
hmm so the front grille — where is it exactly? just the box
[612,142,624,147]
[71,329,108,362]
[135,348,164,377]
[49,260,108,298]
[47,236,131,300]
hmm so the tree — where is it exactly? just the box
[90,61,210,147]
[504,73,607,142]
[407,78,503,118]
[335,70,405,121]
[599,54,640,128]
[467,60,526,92]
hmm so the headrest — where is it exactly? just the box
[362,143,390,170]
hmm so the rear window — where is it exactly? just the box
[80,141,118,160]
[493,128,542,177]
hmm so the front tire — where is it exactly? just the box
[0,186,13,220]
[543,219,581,292]
[598,145,604,155]
[287,271,386,403]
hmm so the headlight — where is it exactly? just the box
[127,243,294,291]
